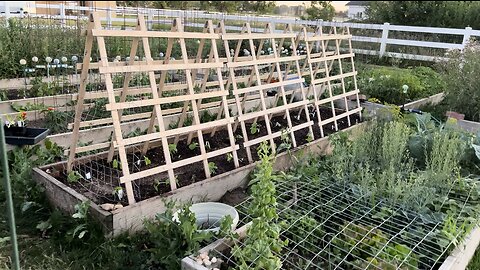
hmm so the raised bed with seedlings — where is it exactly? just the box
[33,13,363,235]
[183,112,480,270]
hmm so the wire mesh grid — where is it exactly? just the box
[205,176,476,270]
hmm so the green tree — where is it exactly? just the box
[241,1,277,14]
[365,1,480,29]
[301,1,335,21]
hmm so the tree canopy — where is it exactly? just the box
[365,1,480,29]
[301,1,336,21]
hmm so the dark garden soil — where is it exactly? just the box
[48,107,361,206]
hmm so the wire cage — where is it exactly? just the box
[194,174,479,270]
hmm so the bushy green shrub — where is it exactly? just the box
[358,66,445,105]
[436,41,480,122]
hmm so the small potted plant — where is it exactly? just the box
[4,111,27,136]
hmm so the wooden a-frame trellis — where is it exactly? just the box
[67,13,240,205]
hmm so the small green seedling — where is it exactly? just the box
[250,122,259,135]
[306,132,314,143]
[188,142,199,150]
[144,156,152,166]
[67,171,83,183]
[208,162,218,175]
[226,152,233,162]
[112,186,124,200]
[112,158,122,170]
[168,144,178,154]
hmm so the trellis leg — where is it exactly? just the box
[303,27,324,138]
[207,20,240,168]
[67,15,94,172]
[220,21,253,163]
[176,19,212,179]
[91,13,135,205]
[319,26,339,132]
[135,15,178,190]
[267,23,297,148]
[107,20,141,162]
[288,24,315,141]
[141,20,177,155]
[333,26,351,127]
[346,26,362,122]
[186,22,217,145]
[245,22,276,153]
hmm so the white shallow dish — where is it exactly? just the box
[173,202,239,233]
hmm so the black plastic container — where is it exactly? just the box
[4,127,50,145]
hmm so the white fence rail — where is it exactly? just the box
[2,3,480,62]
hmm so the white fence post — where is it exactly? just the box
[60,4,66,27]
[147,9,153,30]
[107,8,112,29]
[379,22,390,58]
[462,26,473,49]
[4,1,10,25]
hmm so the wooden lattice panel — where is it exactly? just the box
[221,22,314,163]
[67,13,361,206]
[68,14,239,204]
[302,25,362,137]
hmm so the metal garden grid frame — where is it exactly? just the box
[66,12,362,206]
[204,177,472,270]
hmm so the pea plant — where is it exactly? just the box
[231,142,286,270]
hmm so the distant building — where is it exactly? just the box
[274,4,306,17]
[346,1,368,19]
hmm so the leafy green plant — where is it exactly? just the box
[68,200,91,240]
[112,159,122,170]
[67,171,83,183]
[41,107,72,134]
[227,152,234,162]
[143,200,212,269]
[231,142,286,270]
[306,132,314,143]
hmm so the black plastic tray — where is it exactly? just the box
[4,127,50,145]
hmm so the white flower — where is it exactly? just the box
[71,55,78,62]
[385,75,391,78]
[402,84,409,93]
[268,47,272,51]
[89,57,92,62]
[115,55,121,61]
[260,50,264,55]
[126,57,130,61]
[113,59,119,63]
[53,58,60,64]
[281,47,284,50]
[290,45,293,49]
[19,59,27,65]
[159,52,164,58]
[61,57,68,63]
[196,40,200,44]
[171,57,175,61]
[32,56,38,62]
[368,77,374,82]
[45,57,52,63]
[134,56,139,61]
[142,56,146,61]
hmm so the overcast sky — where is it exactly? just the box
[276,1,349,12]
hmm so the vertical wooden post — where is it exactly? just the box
[67,15,95,172]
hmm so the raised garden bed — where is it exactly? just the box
[33,119,363,236]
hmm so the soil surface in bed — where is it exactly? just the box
[46,107,361,206]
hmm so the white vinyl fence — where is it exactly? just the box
[2,3,480,62]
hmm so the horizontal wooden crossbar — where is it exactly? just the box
[226,55,303,68]
[233,78,304,95]
[312,71,357,85]
[316,90,360,105]
[92,29,220,39]
[99,62,223,74]
[222,33,296,40]
[309,53,355,64]
[105,91,228,111]
[305,34,353,42]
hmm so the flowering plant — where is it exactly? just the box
[5,111,27,128]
